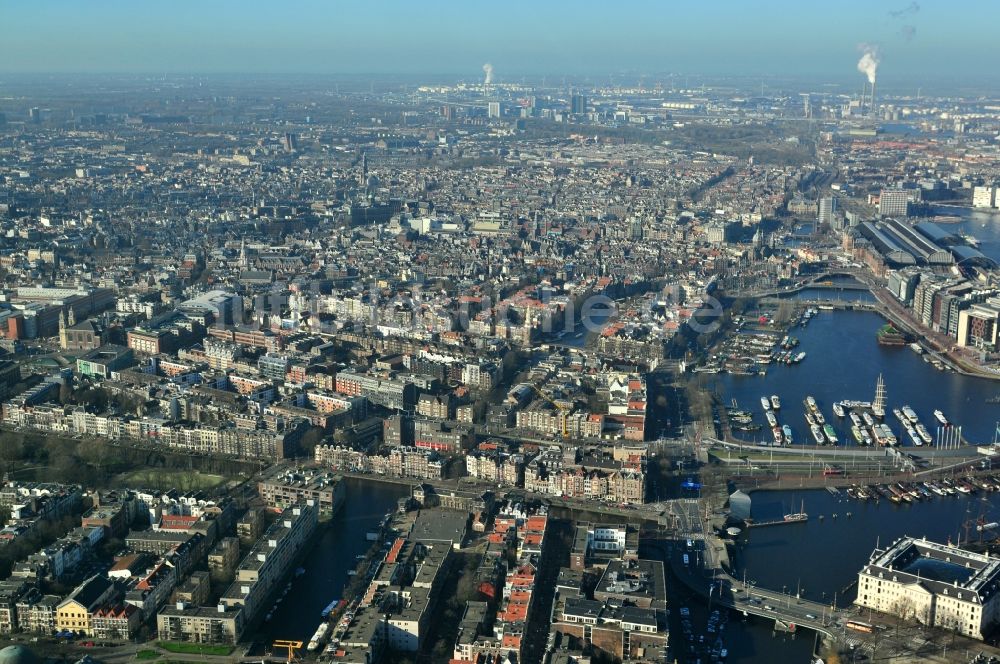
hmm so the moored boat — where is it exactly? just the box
[916,424,932,444]
[925,482,945,496]
[934,409,949,426]
[308,623,330,652]
[811,424,826,444]
[823,424,838,444]
[833,402,845,418]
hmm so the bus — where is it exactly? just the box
[845,620,874,633]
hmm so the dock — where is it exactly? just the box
[745,516,809,528]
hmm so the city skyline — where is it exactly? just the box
[2,3,1000,662]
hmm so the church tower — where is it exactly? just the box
[58,309,69,350]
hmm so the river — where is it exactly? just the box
[259,479,410,643]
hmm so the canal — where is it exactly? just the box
[260,478,410,643]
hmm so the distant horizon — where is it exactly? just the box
[0,70,996,98]
[2,1,997,83]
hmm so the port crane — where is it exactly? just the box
[530,384,570,438]
[272,640,303,664]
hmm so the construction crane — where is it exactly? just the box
[272,640,303,664]
[530,384,570,439]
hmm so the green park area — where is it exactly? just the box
[118,469,228,492]
[156,642,234,656]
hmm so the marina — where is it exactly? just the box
[736,480,1000,614]
[715,309,1000,446]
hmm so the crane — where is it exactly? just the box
[530,384,570,439]
[272,640,303,664]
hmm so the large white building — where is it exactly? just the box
[973,186,996,209]
[856,537,1000,639]
[178,290,243,325]
[818,196,838,226]
[879,188,914,217]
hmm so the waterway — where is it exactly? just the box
[736,488,1000,611]
[714,307,1000,446]
[925,204,1000,265]
[785,285,875,303]
[561,305,614,348]
[658,554,816,664]
[260,479,410,643]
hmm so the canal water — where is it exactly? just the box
[260,479,410,643]
[736,488,1000,608]
[654,546,816,664]
[714,487,1000,662]
[693,211,1000,661]
[715,308,1000,446]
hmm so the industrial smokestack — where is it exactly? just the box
[482,63,494,86]
[870,76,877,119]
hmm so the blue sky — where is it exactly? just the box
[0,1,994,80]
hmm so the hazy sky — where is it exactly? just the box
[1,0,995,80]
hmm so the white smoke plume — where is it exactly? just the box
[856,44,879,85]
[482,63,494,86]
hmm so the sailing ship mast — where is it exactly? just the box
[872,373,886,418]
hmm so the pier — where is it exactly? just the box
[759,296,877,311]
[745,516,807,528]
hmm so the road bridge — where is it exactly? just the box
[649,535,843,639]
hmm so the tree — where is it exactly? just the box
[298,426,326,455]
[891,595,919,639]
[77,438,116,483]
[58,382,73,405]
